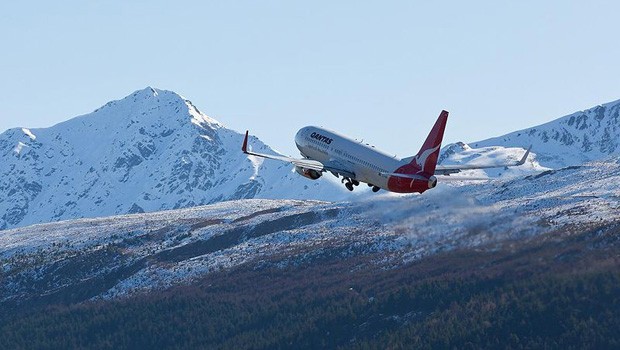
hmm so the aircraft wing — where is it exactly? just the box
[321,159,356,179]
[434,145,531,175]
[242,131,357,177]
[242,131,324,171]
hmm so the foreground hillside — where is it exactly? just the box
[2,159,619,303]
[1,159,620,348]
[1,214,619,348]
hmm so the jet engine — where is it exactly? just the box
[428,175,437,189]
[295,166,322,180]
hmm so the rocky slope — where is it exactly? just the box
[472,98,620,168]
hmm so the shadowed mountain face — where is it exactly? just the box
[0,87,348,230]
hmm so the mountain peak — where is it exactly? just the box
[123,86,180,103]
[0,87,347,230]
[110,87,221,128]
[144,86,158,96]
[131,86,172,99]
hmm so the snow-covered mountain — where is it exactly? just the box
[0,87,350,230]
[471,99,620,168]
[3,88,620,230]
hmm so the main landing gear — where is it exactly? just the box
[342,178,379,192]
[368,183,380,192]
[342,177,359,191]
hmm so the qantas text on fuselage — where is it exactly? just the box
[242,110,531,194]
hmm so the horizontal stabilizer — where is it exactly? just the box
[435,145,532,175]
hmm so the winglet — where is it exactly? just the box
[242,130,249,153]
[516,145,532,165]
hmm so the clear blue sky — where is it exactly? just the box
[2,1,620,157]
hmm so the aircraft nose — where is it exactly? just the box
[295,127,307,144]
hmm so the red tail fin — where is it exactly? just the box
[410,110,448,173]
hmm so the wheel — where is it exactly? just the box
[372,186,380,192]
[345,182,354,191]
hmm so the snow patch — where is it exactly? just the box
[13,142,28,155]
[21,128,36,140]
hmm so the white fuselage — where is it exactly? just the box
[294,126,404,189]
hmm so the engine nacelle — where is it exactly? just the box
[428,175,437,189]
[295,166,322,180]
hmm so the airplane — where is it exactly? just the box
[241,110,531,194]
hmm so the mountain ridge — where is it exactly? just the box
[472,98,620,168]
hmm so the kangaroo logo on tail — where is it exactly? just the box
[409,110,448,174]
[413,144,441,169]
